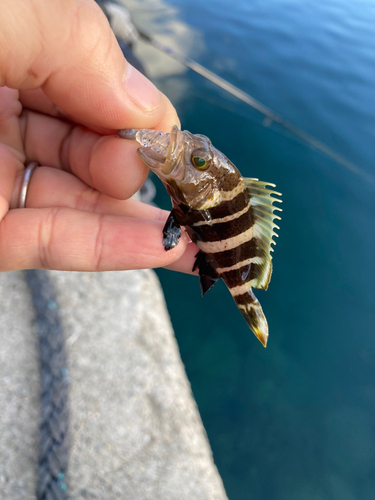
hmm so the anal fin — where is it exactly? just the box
[193,251,219,297]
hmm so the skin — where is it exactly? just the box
[0,0,198,273]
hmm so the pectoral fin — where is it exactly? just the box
[193,251,219,297]
[162,210,182,251]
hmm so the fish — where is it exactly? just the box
[118,126,281,346]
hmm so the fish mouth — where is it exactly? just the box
[137,125,179,176]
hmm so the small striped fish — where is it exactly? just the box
[119,126,281,346]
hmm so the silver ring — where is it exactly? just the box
[19,162,39,208]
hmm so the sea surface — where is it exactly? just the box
[124,1,375,499]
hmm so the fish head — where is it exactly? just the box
[136,125,236,209]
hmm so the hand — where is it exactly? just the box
[0,0,197,273]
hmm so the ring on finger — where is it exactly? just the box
[19,161,39,208]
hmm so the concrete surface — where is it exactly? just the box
[0,269,229,500]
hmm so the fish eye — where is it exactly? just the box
[192,156,207,169]
[191,151,211,171]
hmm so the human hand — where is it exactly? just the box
[0,0,197,273]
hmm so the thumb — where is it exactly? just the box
[0,0,175,129]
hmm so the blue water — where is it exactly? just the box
[127,0,375,498]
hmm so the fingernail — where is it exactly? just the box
[125,64,161,111]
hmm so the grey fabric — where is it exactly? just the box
[0,269,228,500]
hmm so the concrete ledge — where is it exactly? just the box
[0,270,228,500]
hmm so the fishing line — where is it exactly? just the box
[135,28,365,178]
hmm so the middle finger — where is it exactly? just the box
[19,109,148,200]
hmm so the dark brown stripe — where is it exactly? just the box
[208,191,249,219]
[220,262,262,288]
[173,189,250,227]
[233,290,257,307]
[192,207,253,242]
[207,238,259,268]
[174,204,205,225]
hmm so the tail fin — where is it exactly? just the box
[233,289,269,347]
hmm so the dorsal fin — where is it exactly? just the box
[244,178,282,290]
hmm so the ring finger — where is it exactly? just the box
[25,166,168,221]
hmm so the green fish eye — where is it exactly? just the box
[192,156,208,169]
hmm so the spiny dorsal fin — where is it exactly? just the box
[244,178,282,290]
